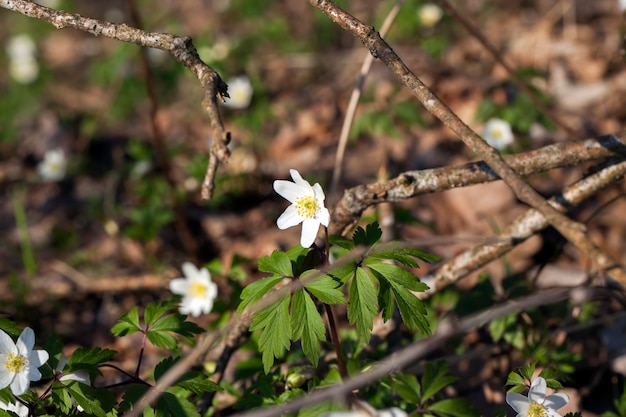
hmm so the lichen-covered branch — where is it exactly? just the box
[423,157,626,293]
[309,0,626,282]
[330,132,626,235]
[0,0,230,199]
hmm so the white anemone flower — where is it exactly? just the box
[38,149,67,182]
[482,118,514,150]
[0,327,49,396]
[506,377,570,417]
[273,169,330,248]
[418,4,444,27]
[0,400,28,417]
[6,34,39,84]
[223,76,253,109]
[169,262,218,317]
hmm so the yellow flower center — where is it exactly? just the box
[492,128,502,139]
[190,281,208,298]
[4,352,26,373]
[294,195,318,219]
[527,401,547,417]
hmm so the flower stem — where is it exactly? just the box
[323,227,348,380]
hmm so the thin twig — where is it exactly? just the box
[330,0,403,197]
[308,0,626,281]
[435,0,576,137]
[0,0,231,200]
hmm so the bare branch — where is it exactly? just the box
[330,132,626,235]
[0,0,230,199]
[309,0,626,282]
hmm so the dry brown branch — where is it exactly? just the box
[309,0,626,283]
[423,156,626,294]
[0,0,230,200]
[330,132,626,234]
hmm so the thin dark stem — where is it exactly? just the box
[135,330,148,378]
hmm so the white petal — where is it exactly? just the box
[169,278,189,295]
[300,218,321,247]
[0,331,17,354]
[528,377,547,404]
[506,392,530,413]
[10,372,29,396]
[318,207,330,227]
[197,266,211,282]
[312,183,326,201]
[274,180,306,202]
[289,169,312,189]
[277,205,304,229]
[60,370,90,385]
[29,349,48,370]
[16,328,34,356]
[27,362,42,382]
[378,408,408,417]
[56,355,68,373]
[544,393,569,411]
[0,363,14,390]
[182,262,199,279]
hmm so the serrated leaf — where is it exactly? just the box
[328,235,355,250]
[519,362,537,382]
[368,265,430,334]
[390,374,421,404]
[157,392,200,417]
[258,250,293,276]
[505,372,526,387]
[347,268,378,343]
[176,372,221,394]
[250,296,292,373]
[303,273,345,305]
[67,347,116,377]
[292,290,326,367]
[145,301,177,327]
[428,399,480,417]
[370,247,441,267]
[111,307,141,336]
[238,275,283,312]
[327,261,357,283]
[147,330,178,349]
[422,361,456,403]
[353,222,382,246]
[66,382,116,417]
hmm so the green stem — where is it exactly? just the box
[12,189,36,277]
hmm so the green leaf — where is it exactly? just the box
[111,306,141,336]
[259,250,293,276]
[146,313,203,349]
[428,399,480,417]
[67,347,117,378]
[303,273,345,305]
[347,268,378,343]
[157,391,200,417]
[145,301,176,327]
[370,247,441,267]
[368,263,430,334]
[250,296,292,373]
[353,222,382,246]
[147,331,178,349]
[238,275,283,312]
[292,290,326,367]
[327,261,357,283]
[328,235,355,250]
[422,361,456,403]
[390,373,421,404]
[176,372,221,394]
[65,381,116,417]
[505,372,526,387]
[519,362,537,382]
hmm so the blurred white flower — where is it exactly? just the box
[0,327,49,396]
[273,169,330,248]
[6,34,39,84]
[620,0,626,12]
[321,401,407,417]
[199,38,232,63]
[418,4,443,27]
[169,263,218,317]
[506,377,569,417]
[0,400,28,417]
[482,118,514,150]
[34,0,60,8]
[223,76,253,109]
[38,149,67,182]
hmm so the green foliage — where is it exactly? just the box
[602,382,626,417]
[243,222,435,372]
[389,361,480,417]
